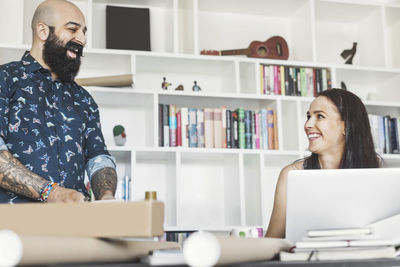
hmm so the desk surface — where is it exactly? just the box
[43,258,400,267]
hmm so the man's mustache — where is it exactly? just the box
[65,41,83,57]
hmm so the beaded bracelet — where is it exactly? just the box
[39,182,58,202]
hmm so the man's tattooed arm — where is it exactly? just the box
[0,150,48,199]
[90,167,117,200]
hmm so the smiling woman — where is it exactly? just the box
[265,88,380,239]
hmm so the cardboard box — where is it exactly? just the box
[0,200,164,238]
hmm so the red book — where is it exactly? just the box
[176,111,182,147]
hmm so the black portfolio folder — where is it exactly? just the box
[106,5,151,51]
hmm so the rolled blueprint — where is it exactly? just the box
[0,232,179,266]
[75,74,133,87]
[183,231,292,266]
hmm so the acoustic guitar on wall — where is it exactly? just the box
[200,36,289,60]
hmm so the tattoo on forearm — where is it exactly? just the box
[0,150,48,199]
[91,167,117,200]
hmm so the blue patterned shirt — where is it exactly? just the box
[0,52,115,203]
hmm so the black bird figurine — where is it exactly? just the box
[340,42,357,64]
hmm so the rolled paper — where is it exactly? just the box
[183,231,292,266]
[75,74,133,87]
[17,235,179,265]
[0,230,23,267]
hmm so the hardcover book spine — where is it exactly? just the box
[232,111,239,148]
[255,111,260,149]
[188,108,197,147]
[221,106,227,148]
[214,108,223,148]
[244,110,252,149]
[261,109,268,150]
[158,104,163,147]
[181,107,189,147]
[226,109,232,149]
[176,110,182,147]
[251,110,256,149]
[204,108,214,148]
[267,108,275,150]
[197,109,205,148]
[163,104,170,147]
[280,66,285,96]
[273,109,279,150]
[169,104,177,147]
[237,108,245,149]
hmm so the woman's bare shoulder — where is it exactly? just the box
[281,160,304,174]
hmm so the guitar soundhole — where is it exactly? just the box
[257,46,268,57]
[276,43,282,57]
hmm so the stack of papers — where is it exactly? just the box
[140,249,185,266]
[280,227,398,261]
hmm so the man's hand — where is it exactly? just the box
[47,184,85,203]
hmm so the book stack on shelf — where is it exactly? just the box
[280,227,399,262]
[159,104,278,150]
[260,65,332,96]
[369,114,400,154]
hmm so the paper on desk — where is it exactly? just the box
[0,232,179,266]
[75,74,133,87]
[183,231,292,266]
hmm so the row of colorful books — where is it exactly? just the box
[260,64,332,97]
[158,104,279,150]
[369,114,400,154]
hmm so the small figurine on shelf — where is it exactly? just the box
[340,42,357,64]
[175,84,184,91]
[161,77,172,90]
[113,125,127,146]
[192,81,201,92]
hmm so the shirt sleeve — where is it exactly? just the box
[0,68,10,146]
[86,154,116,181]
[82,89,111,163]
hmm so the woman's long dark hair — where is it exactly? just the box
[303,89,380,169]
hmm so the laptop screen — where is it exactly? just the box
[285,168,400,242]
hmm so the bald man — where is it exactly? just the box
[0,0,117,203]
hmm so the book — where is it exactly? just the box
[236,108,245,149]
[188,108,197,147]
[226,109,232,149]
[232,110,239,148]
[158,104,163,147]
[307,227,372,238]
[214,108,223,148]
[169,104,177,147]
[204,108,214,148]
[244,110,252,149]
[163,104,170,147]
[181,107,189,147]
[280,246,396,261]
[197,109,205,148]
[176,111,182,147]
[221,106,227,148]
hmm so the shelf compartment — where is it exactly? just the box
[91,0,174,52]
[239,62,257,95]
[261,154,300,227]
[90,90,155,148]
[315,1,384,67]
[0,0,24,45]
[177,152,240,228]
[197,0,312,62]
[280,100,304,151]
[335,68,400,102]
[135,55,236,93]
[78,52,132,78]
[133,150,177,226]
[243,154,262,226]
[365,104,400,117]
[385,6,400,68]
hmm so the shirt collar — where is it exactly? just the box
[21,51,45,74]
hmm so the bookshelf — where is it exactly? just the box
[1,0,400,232]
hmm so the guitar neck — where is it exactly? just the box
[220,48,251,56]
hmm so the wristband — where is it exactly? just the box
[39,182,58,202]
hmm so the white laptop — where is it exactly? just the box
[285,168,400,243]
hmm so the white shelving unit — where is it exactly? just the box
[1,0,400,231]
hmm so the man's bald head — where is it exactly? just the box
[31,0,82,35]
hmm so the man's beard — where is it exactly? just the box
[42,28,83,84]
